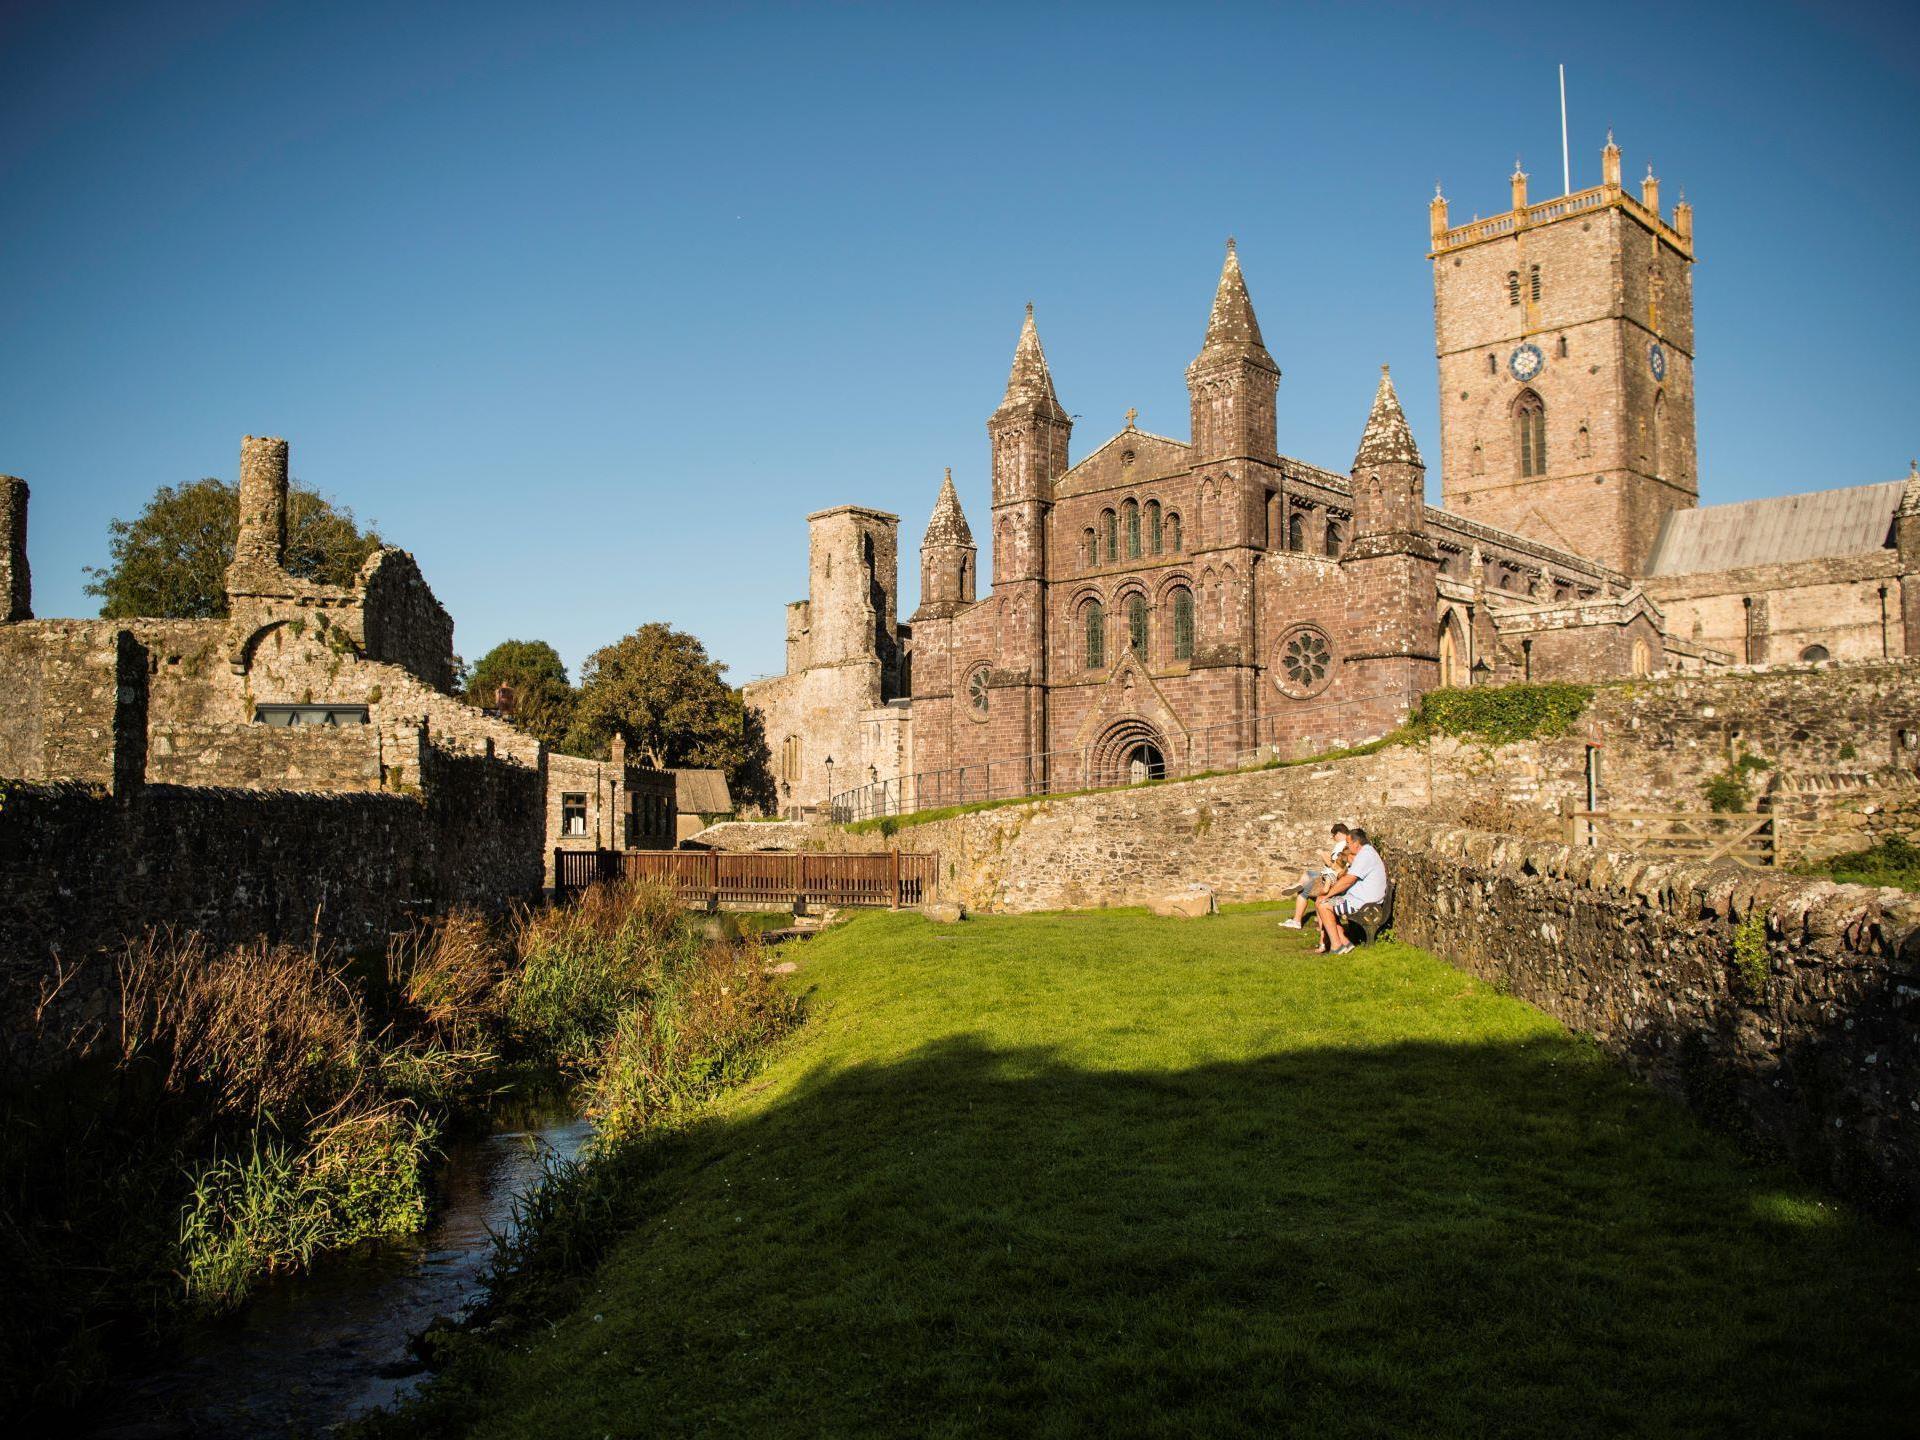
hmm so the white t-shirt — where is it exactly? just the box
[1344,844,1387,907]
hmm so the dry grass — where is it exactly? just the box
[385,909,504,1045]
[117,930,367,1121]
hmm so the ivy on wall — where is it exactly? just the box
[1410,683,1595,745]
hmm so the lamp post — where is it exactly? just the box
[823,755,834,817]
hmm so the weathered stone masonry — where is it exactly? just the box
[1382,817,1920,1226]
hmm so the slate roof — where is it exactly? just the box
[1642,481,1902,576]
[671,769,733,815]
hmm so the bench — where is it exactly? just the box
[1341,880,1395,946]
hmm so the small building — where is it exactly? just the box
[670,767,734,843]
[546,734,677,890]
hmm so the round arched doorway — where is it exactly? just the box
[1092,718,1169,787]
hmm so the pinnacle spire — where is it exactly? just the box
[1197,238,1273,364]
[925,466,974,547]
[998,304,1066,421]
[1352,365,1424,471]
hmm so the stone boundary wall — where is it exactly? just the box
[0,766,544,1072]
[1378,816,1920,1225]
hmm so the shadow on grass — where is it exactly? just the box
[380,1029,1920,1439]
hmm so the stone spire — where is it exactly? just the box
[1197,238,1274,366]
[997,302,1067,423]
[925,467,973,547]
[1353,366,1424,471]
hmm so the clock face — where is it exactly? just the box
[1648,342,1667,381]
[1508,343,1545,383]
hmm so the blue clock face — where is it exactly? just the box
[1508,343,1545,383]
[1649,342,1667,381]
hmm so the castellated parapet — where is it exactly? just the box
[1,474,29,623]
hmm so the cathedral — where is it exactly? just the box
[746,134,1920,817]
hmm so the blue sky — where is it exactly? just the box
[2,1,1915,683]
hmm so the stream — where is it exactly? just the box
[90,1098,590,1439]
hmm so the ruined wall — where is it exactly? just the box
[1380,816,1920,1225]
[1642,552,1906,665]
[358,548,456,692]
[145,721,384,790]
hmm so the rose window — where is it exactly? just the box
[967,666,990,718]
[1278,628,1332,696]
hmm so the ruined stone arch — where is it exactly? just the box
[1437,609,1468,688]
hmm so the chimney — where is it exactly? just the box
[1,475,29,622]
[610,732,627,770]
[233,435,289,573]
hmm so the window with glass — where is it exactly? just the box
[1101,509,1118,563]
[561,793,588,837]
[1126,593,1148,654]
[1084,601,1106,669]
[1145,500,1162,555]
[1514,390,1547,477]
[254,704,370,727]
[1166,512,1182,552]
[1123,500,1141,559]
[1171,588,1194,660]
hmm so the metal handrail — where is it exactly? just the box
[827,688,1412,823]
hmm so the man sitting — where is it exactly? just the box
[1280,823,1349,929]
[1314,826,1387,956]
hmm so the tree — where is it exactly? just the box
[566,623,775,809]
[84,477,383,619]
[465,639,576,748]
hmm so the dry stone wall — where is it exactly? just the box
[1379,815,1920,1225]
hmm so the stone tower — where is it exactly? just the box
[1187,239,1280,466]
[987,305,1070,757]
[1430,135,1697,574]
[231,434,290,579]
[915,468,976,618]
[1,474,29,623]
[1341,367,1440,699]
[792,505,903,696]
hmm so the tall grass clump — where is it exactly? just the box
[504,879,693,1072]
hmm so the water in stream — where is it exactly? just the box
[91,1099,590,1439]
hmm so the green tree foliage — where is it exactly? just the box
[84,477,383,619]
[466,639,576,748]
[566,623,775,809]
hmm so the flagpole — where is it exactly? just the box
[1559,64,1571,194]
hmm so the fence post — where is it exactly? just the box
[890,848,901,909]
[708,849,719,912]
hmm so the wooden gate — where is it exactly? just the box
[554,849,937,907]
[1566,812,1777,866]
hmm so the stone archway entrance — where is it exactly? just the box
[1092,718,1169,787]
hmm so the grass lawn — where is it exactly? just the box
[392,907,1920,1438]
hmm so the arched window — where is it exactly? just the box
[1100,509,1118,564]
[1513,389,1547,477]
[1630,638,1652,677]
[1650,391,1665,477]
[1123,499,1141,558]
[1126,593,1148,655]
[1800,644,1830,663]
[1438,623,1460,688]
[1529,263,1541,302]
[1507,271,1520,306]
[1323,518,1343,557]
[1574,425,1591,459]
[1487,353,1497,375]
[1084,600,1106,669]
[1081,527,1095,569]
[1471,443,1485,476]
[1171,587,1194,660]
[1166,512,1183,552]
[1287,510,1304,551]
[1145,500,1162,555]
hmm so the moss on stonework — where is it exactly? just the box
[1409,682,1593,745]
